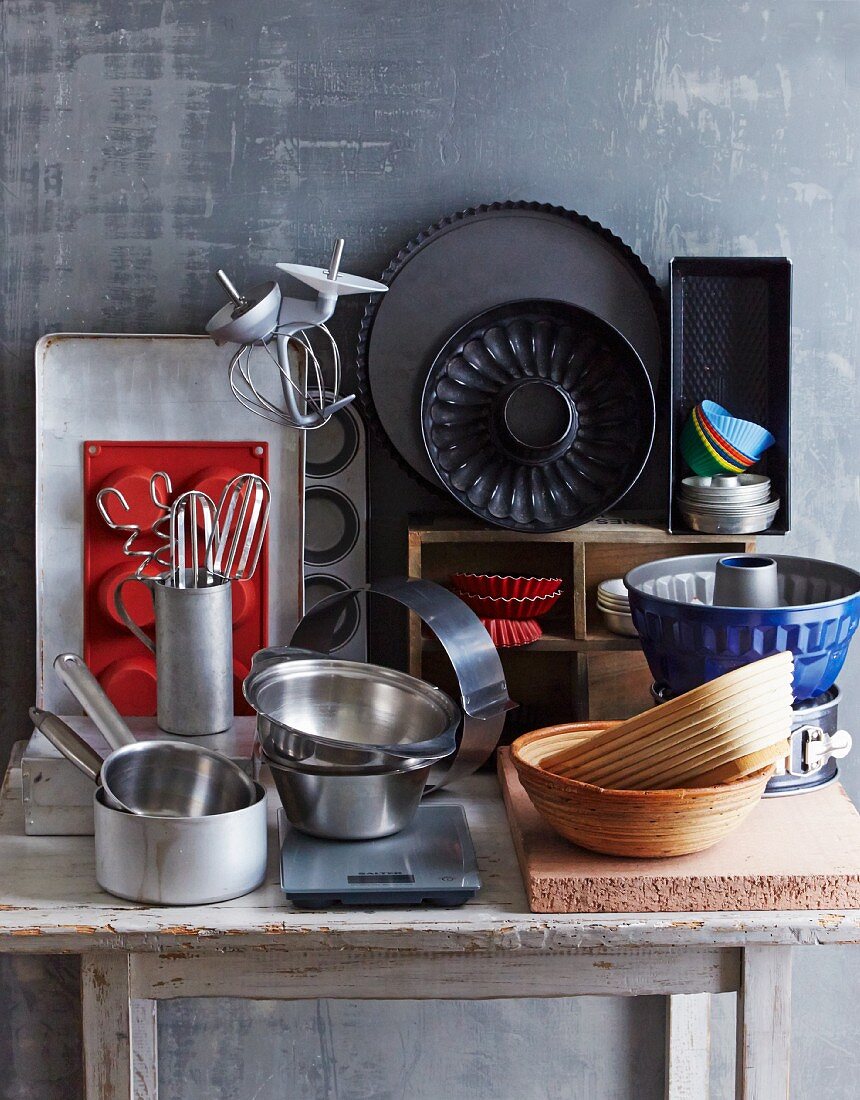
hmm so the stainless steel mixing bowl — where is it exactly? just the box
[262,748,432,840]
[244,649,460,768]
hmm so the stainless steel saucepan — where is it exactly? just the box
[51,652,258,813]
[30,708,267,904]
[31,707,257,817]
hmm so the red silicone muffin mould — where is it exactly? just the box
[83,440,268,717]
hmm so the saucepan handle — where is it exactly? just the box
[53,653,136,750]
[114,576,157,654]
[247,645,329,674]
[29,707,103,784]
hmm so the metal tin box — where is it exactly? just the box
[669,258,791,533]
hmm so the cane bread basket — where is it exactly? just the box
[540,652,793,789]
[511,722,774,858]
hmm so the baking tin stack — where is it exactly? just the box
[677,474,778,534]
[357,202,665,533]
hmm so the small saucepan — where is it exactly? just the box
[30,708,267,904]
[30,706,256,817]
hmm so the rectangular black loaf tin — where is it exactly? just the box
[669,256,791,534]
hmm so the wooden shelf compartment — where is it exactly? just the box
[407,515,756,728]
[580,537,754,640]
[420,646,583,742]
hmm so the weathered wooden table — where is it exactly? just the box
[1,746,858,1100]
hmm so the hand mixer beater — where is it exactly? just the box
[205,239,388,430]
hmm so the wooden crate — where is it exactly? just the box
[408,516,754,740]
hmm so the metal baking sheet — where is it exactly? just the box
[35,333,305,712]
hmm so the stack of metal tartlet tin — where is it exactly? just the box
[677,474,778,534]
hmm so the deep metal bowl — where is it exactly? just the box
[244,651,460,768]
[263,750,430,840]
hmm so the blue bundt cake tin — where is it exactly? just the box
[624,554,860,700]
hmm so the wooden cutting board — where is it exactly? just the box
[497,748,860,913]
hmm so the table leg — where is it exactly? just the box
[735,945,792,1100]
[131,998,159,1100]
[665,993,711,1100]
[81,953,131,1099]
[82,954,159,1099]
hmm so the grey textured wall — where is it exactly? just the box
[2,1,859,1097]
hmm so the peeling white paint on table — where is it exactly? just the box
[1,748,857,1100]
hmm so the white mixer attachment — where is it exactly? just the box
[206,239,388,431]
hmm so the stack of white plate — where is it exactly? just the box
[597,578,638,637]
[678,474,779,534]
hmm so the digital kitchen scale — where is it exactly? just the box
[278,803,481,908]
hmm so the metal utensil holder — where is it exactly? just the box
[290,577,514,791]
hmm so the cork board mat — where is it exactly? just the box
[498,748,860,913]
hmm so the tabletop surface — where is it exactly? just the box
[2,748,859,954]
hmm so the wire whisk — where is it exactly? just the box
[206,239,388,431]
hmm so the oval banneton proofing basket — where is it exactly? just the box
[511,723,773,858]
[624,554,860,701]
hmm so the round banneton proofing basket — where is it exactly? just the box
[624,554,860,700]
[421,300,655,532]
[511,722,773,858]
